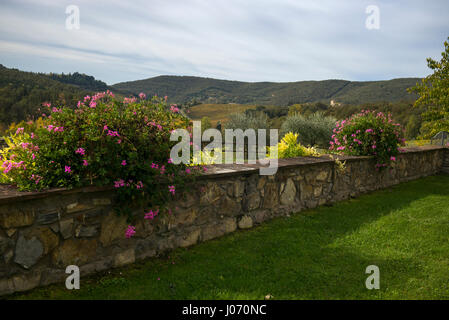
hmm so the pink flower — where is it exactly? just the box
[185,168,191,174]
[82,160,89,166]
[75,148,85,155]
[144,209,159,220]
[65,166,72,173]
[107,130,120,137]
[167,158,173,164]
[168,185,175,195]
[114,179,125,188]
[32,153,36,160]
[390,156,396,161]
[121,160,127,166]
[30,174,42,184]
[125,225,136,239]
[15,127,24,134]
[139,92,146,99]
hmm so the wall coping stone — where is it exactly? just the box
[0,146,446,204]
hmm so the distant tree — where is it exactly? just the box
[281,112,336,148]
[288,104,303,116]
[405,114,421,139]
[288,102,328,117]
[408,37,449,138]
[225,112,269,131]
[201,116,212,133]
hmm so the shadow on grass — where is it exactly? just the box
[10,174,449,300]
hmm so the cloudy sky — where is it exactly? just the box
[0,0,448,85]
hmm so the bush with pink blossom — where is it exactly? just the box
[0,91,202,234]
[329,110,406,168]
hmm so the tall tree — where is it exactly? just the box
[409,37,449,138]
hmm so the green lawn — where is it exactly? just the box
[10,174,449,300]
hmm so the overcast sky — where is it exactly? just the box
[0,0,448,85]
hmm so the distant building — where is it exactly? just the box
[330,100,342,107]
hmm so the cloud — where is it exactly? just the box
[0,0,448,84]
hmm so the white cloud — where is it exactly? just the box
[0,0,448,84]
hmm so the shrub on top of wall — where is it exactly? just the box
[270,132,319,159]
[329,110,406,168]
[0,91,202,227]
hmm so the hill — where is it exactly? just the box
[46,72,108,91]
[112,75,420,106]
[0,65,93,126]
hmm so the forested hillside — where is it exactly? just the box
[47,72,108,91]
[112,75,419,106]
[0,65,99,128]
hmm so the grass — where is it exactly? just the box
[9,174,449,300]
[189,103,257,127]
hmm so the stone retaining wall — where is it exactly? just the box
[0,146,447,295]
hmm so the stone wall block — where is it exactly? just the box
[0,208,35,228]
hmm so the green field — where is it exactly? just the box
[189,103,257,127]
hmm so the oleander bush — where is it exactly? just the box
[0,91,202,234]
[330,110,405,168]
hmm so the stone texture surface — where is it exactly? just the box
[178,229,201,247]
[14,233,44,269]
[59,218,73,239]
[280,178,296,205]
[0,147,446,296]
[75,224,99,238]
[238,215,253,229]
[100,211,128,246]
[114,249,135,267]
[0,209,35,228]
[51,239,97,267]
[27,227,59,255]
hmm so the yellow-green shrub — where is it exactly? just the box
[269,132,319,159]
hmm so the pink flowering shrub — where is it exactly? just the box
[0,91,203,233]
[329,110,406,168]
